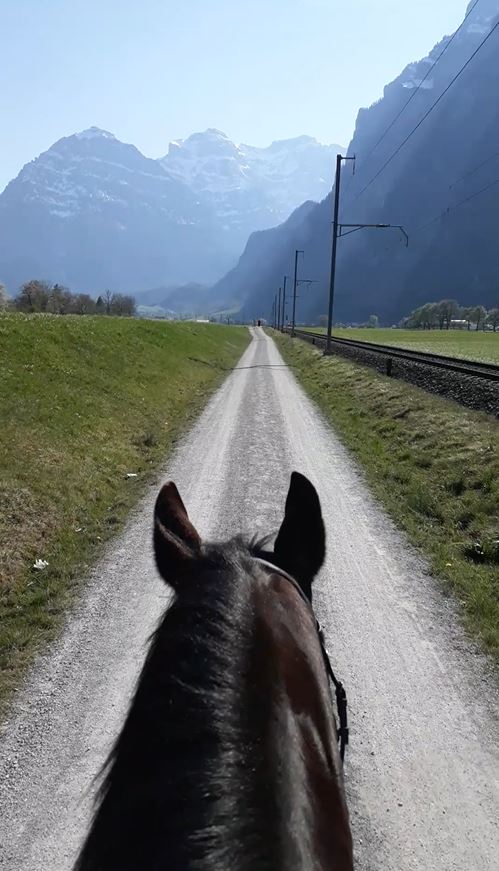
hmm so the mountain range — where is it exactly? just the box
[4,1,497,322]
[217,0,499,324]
[0,128,342,299]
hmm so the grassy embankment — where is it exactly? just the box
[0,314,249,712]
[274,333,499,660]
[303,328,499,364]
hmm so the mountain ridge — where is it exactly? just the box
[0,128,343,299]
[218,0,499,324]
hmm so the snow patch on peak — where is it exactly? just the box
[159,130,340,207]
[168,129,230,152]
[75,127,116,141]
[202,128,230,139]
[161,131,245,191]
[467,22,490,34]
[402,78,434,90]
[267,135,319,150]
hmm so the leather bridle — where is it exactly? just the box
[255,558,349,762]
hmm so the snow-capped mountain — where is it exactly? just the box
[8,126,204,223]
[0,127,342,297]
[0,127,217,294]
[160,129,342,225]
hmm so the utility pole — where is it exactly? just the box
[291,250,303,337]
[325,153,407,354]
[326,154,355,354]
[281,276,289,331]
[277,286,282,331]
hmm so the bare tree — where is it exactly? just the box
[95,295,105,315]
[0,283,8,310]
[72,293,96,315]
[122,295,136,317]
[474,305,488,331]
[404,304,437,330]
[463,305,487,331]
[437,299,460,330]
[15,280,52,312]
[103,289,114,315]
[46,284,73,314]
[487,307,499,333]
[110,293,136,316]
[421,303,439,330]
[462,307,474,331]
[13,280,134,318]
[110,293,124,316]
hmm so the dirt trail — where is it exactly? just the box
[1,328,498,870]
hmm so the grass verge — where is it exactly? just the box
[0,314,249,713]
[274,333,499,660]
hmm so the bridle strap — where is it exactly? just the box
[254,557,307,601]
[254,558,349,762]
[316,624,349,762]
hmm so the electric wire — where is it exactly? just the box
[352,16,499,203]
[347,0,482,194]
[415,174,499,234]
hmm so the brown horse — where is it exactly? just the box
[75,472,353,870]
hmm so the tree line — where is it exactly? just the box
[0,280,136,316]
[400,300,499,332]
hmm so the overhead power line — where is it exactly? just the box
[353,16,499,203]
[449,148,499,189]
[415,175,499,234]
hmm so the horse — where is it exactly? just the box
[75,471,353,870]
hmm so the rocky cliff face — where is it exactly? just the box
[219,0,499,323]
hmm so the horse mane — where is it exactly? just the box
[75,536,282,871]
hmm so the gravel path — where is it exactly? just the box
[1,327,498,870]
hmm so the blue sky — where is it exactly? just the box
[1,0,467,191]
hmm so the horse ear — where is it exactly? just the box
[153,482,201,586]
[274,472,325,593]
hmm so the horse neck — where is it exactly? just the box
[77,563,281,870]
[253,573,353,870]
[76,561,352,871]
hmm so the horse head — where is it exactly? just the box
[76,472,352,871]
[153,471,326,603]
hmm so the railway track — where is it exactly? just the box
[291,329,499,382]
[279,328,499,415]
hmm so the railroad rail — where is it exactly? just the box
[291,329,499,383]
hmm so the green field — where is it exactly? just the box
[275,333,499,662]
[303,328,499,364]
[0,314,249,710]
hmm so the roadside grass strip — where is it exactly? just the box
[0,314,249,711]
[275,333,499,661]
